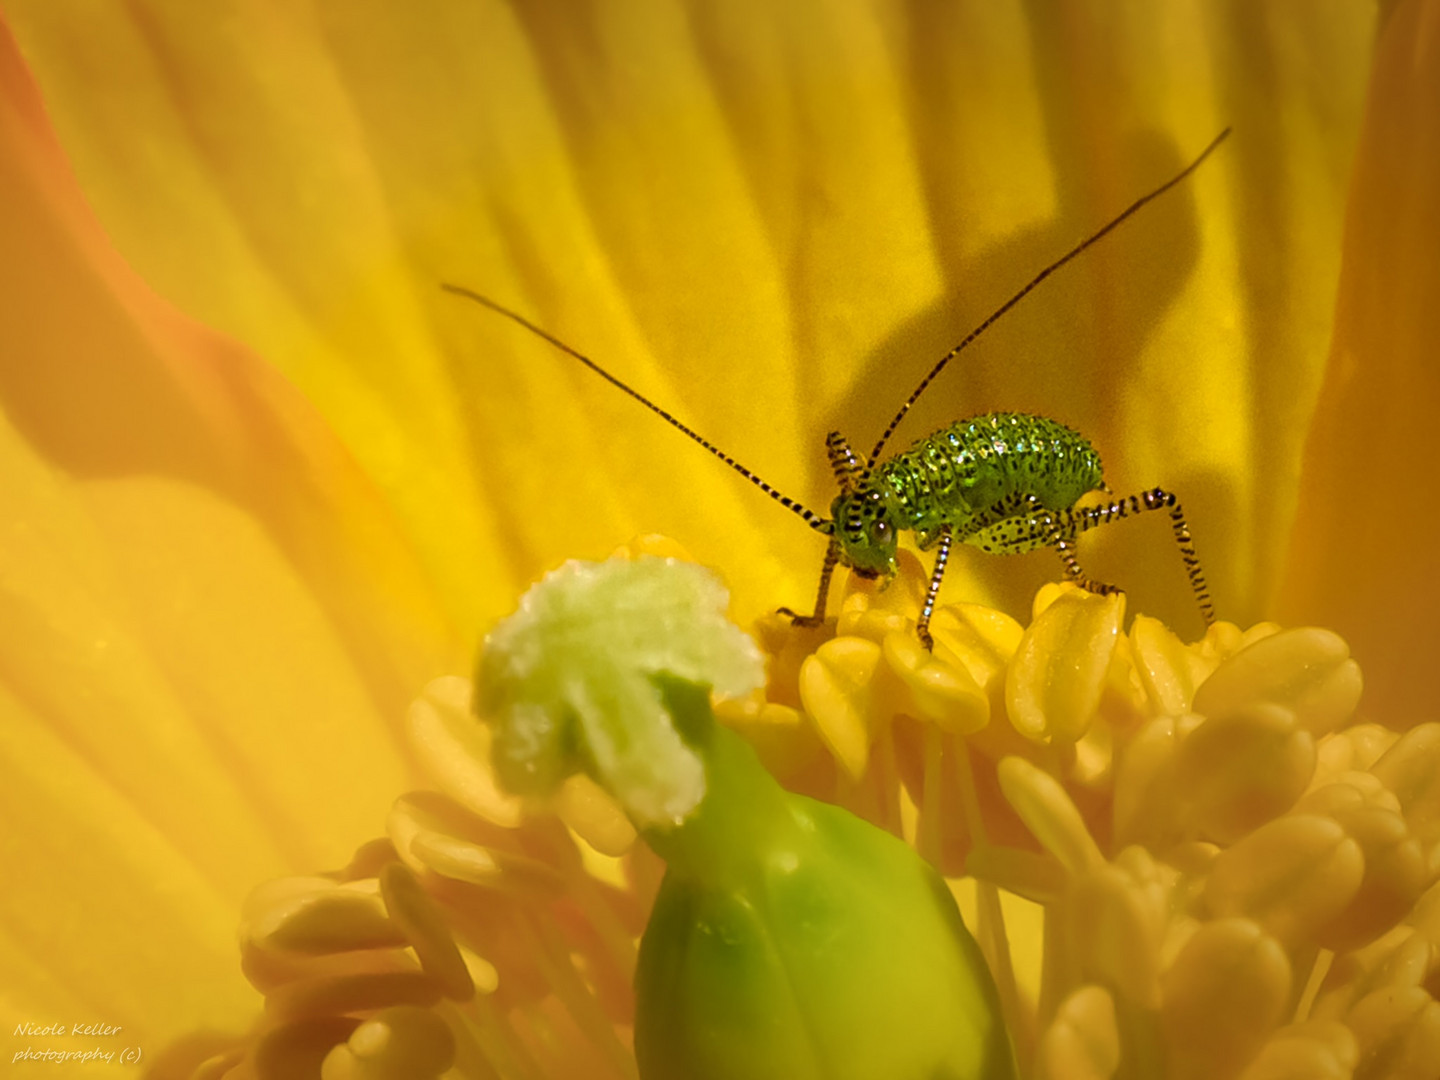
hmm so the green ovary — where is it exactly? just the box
[636,711,1013,1080]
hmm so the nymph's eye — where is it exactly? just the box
[871,520,892,544]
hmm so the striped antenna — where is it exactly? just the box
[442,284,832,533]
[861,128,1232,478]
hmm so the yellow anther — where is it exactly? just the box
[1204,815,1365,946]
[248,879,407,956]
[1112,843,1170,901]
[965,845,1067,905]
[457,944,500,996]
[317,1005,454,1080]
[1344,985,1440,1077]
[337,839,405,882]
[836,550,927,642]
[1371,723,1440,840]
[1163,840,1221,878]
[1190,621,1281,675]
[798,635,885,780]
[1192,627,1363,737]
[1112,715,1194,849]
[1409,878,1440,940]
[1006,589,1124,743]
[714,695,823,781]
[1313,722,1400,785]
[997,756,1105,875]
[1301,770,1402,816]
[1311,925,1417,1022]
[927,604,1024,692]
[379,863,474,1002]
[1066,863,1162,1008]
[224,547,1417,1080]
[1174,703,1316,844]
[882,630,989,734]
[1160,918,1291,1080]
[406,676,526,828]
[319,1005,456,1080]
[242,876,351,924]
[1129,613,1212,716]
[1070,720,1116,789]
[1030,580,1081,618]
[1095,630,1149,738]
[1235,1020,1358,1080]
[240,922,417,996]
[1369,930,1433,994]
[555,773,638,857]
[1290,795,1428,951]
[266,971,444,1020]
[387,792,564,895]
[1194,619,1249,663]
[408,829,562,896]
[1035,985,1120,1080]
[254,1017,362,1080]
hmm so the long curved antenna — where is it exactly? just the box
[442,284,832,533]
[861,128,1232,476]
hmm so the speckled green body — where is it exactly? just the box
[881,412,1105,543]
[831,412,1105,577]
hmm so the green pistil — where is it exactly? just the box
[477,557,1015,1080]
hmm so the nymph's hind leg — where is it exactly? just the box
[778,538,841,627]
[1050,488,1215,626]
[1053,536,1122,596]
[964,489,1214,628]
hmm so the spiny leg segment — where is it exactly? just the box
[777,540,841,629]
[777,432,858,628]
[917,526,954,650]
[1053,488,1216,626]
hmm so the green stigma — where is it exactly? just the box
[475,556,764,829]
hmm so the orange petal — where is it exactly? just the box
[1278,0,1440,722]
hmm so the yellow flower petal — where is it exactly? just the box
[3,2,1373,627]
[1278,0,1440,723]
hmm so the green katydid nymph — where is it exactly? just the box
[446,130,1228,648]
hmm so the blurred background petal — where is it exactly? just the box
[1279,0,1440,724]
[3,1,1374,630]
[0,11,455,1054]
